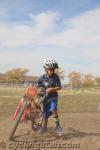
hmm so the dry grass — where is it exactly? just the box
[0,88,100,150]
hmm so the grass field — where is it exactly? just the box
[0,88,100,116]
[1,88,100,150]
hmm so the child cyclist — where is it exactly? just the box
[37,59,63,136]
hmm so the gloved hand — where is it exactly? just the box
[37,87,46,97]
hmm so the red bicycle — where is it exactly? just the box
[9,85,43,141]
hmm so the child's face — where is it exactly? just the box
[45,68,55,76]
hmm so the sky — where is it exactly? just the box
[0,0,100,82]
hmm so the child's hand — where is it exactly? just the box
[46,86,61,93]
[46,88,52,93]
[37,87,45,96]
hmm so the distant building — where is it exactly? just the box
[22,76,39,85]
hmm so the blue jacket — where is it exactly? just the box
[37,73,61,100]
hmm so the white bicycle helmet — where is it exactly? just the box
[44,59,58,69]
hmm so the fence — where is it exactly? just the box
[0,80,37,88]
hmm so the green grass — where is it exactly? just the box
[0,88,100,118]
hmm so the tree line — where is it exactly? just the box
[0,67,100,88]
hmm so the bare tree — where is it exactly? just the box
[5,68,29,80]
[82,74,94,88]
[95,77,100,87]
[68,71,81,89]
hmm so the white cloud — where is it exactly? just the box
[0,7,100,49]
[29,11,59,33]
[0,11,60,48]
[70,7,100,46]
[0,7,100,77]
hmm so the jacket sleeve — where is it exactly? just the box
[37,76,43,88]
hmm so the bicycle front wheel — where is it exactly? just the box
[9,100,27,140]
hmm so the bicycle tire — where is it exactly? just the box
[31,105,43,131]
[9,100,27,140]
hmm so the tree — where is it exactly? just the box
[68,71,81,89]
[82,74,94,88]
[5,68,29,80]
[55,68,65,80]
[95,77,100,87]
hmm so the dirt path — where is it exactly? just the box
[0,113,100,150]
